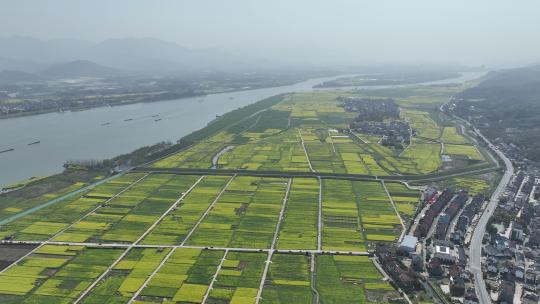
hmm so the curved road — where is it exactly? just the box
[468,128,514,304]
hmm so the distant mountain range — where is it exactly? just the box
[39,60,121,79]
[0,36,251,78]
[0,59,123,85]
[0,70,43,84]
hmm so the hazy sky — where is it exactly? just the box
[1,0,540,67]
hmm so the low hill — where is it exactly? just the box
[0,36,249,75]
[0,70,42,85]
[39,60,119,78]
[455,64,540,161]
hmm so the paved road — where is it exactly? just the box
[202,249,229,304]
[442,101,514,304]
[256,179,291,304]
[327,131,337,154]
[317,177,323,251]
[298,129,315,172]
[468,128,514,304]
[408,201,430,237]
[138,163,499,184]
[310,253,320,304]
[256,250,274,303]
[0,239,370,256]
[270,179,292,250]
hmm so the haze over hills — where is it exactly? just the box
[0,59,122,85]
[38,60,121,79]
[0,36,251,75]
[454,64,540,160]
[0,70,43,85]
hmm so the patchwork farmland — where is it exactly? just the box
[151,91,489,177]
[1,88,496,304]
[0,171,413,304]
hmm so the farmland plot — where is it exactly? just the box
[0,173,147,241]
[141,175,231,245]
[0,245,122,303]
[0,182,87,222]
[187,176,288,249]
[81,247,171,303]
[261,254,313,304]
[135,248,224,303]
[440,126,469,144]
[321,179,365,252]
[53,174,200,244]
[384,182,421,222]
[443,143,484,161]
[401,141,442,174]
[317,255,392,304]
[152,132,235,169]
[353,181,401,242]
[277,178,319,250]
[401,109,440,140]
[207,251,267,304]
[220,129,310,172]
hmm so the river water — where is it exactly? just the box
[0,72,485,186]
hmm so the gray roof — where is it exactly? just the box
[400,235,418,249]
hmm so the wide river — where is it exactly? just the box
[0,72,484,186]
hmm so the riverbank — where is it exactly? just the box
[0,80,300,120]
[0,92,205,120]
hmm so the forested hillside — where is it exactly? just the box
[454,65,540,160]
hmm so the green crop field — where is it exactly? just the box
[436,174,493,195]
[0,173,147,241]
[443,143,484,161]
[353,181,401,242]
[0,245,123,303]
[0,182,87,222]
[277,178,319,250]
[440,126,469,144]
[401,141,442,174]
[401,109,440,140]
[81,247,171,303]
[208,251,267,304]
[141,175,231,245]
[136,248,223,303]
[321,179,365,251]
[53,174,201,244]
[321,179,407,250]
[384,182,421,222]
[261,254,313,303]
[148,90,486,177]
[187,176,288,249]
[316,255,397,303]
